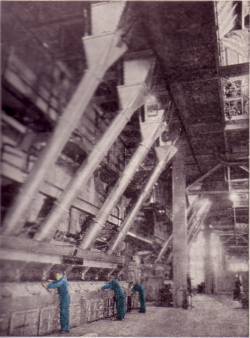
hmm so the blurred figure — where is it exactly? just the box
[101,277,126,320]
[233,274,242,301]
[158,282,173,307]
[197,281,205,293]
[132,282,146,313]
[187,274,193,308]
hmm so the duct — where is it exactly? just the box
[34,57,155,241]
[222,30,249,58]
[80,97,166,250]
[219,3,237,26]
[217,2,237,38]
[155,200,211,263]
[2,5,128,236]
[108,144,177,254]
[187,201,212,243]
[220,14,237,38]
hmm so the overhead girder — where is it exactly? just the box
[108,143,177,255]
[34,56,155,241]
[2,3,128,235]
[80,95,166,250]
[155,197,211,263]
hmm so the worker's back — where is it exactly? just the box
[57,277,69,298]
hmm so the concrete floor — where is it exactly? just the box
[52,294,248,337]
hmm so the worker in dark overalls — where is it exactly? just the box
[132,282,146,313]
[101,277,126,320]
[233,274,242,300]
[43,271,70,333]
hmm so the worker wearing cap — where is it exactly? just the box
[42,271,70,333]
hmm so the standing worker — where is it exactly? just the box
[101,277,126,320]
[187,274,193,308]
[233,274,242,300]
[42,271,71,333]
[132,281,146,313]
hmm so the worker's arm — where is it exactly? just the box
[101,282,112,290]
[41,280,52,292]
[47,278,65,289]
[41,281,48,288]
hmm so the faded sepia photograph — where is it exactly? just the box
[0,1,249,337]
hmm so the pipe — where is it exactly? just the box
[2,30,127,235]
[35,59,154,241]
[80,109,165,249]
[155,234,173,263]
[126,231,154,245]
[108,145,177,254]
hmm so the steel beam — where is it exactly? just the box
[172,147,188,307]
[2,28,127,235]
[220,63,249,77]
[0,248,62,265]
[1,110,27,134]
[187,164,222,192]
[155,235,173,263]
[239,166,249,174]
[1,160,121,225]
[226,245,248,249]
[0,235,123,265]
[188,189,248,195]
[34,58,155,241]
[109,144,177,254]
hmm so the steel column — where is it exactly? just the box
[204,229,214,294]
[34,58,155,241]
[172,147,188,307]
[108,144,177,254]
[2,28,127,235]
